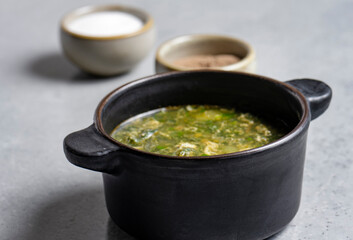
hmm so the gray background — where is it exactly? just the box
[1,0,352,239]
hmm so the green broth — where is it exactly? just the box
[111,105,285,157]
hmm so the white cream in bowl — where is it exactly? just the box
[67,11,144,37]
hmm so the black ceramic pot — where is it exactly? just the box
[64,70,332,240]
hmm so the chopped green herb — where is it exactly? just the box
[111,105,285,157]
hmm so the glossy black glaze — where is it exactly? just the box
[64,71,332,240]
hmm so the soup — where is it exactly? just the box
[110,105,285,156]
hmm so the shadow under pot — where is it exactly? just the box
[64,70,332,240]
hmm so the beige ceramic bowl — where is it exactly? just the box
[155,34,255,73]
[60,5,155,76]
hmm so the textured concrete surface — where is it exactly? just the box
[0,0,352,239]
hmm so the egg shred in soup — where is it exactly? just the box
[111,105,285,157]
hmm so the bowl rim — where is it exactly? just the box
[94,70,310,160]
[155,34,256,71]
[60,4,154,40]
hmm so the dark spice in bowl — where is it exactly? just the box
[173,54,240,68]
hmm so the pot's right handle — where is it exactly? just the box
[286,79,332,120]
[63,124,121,174]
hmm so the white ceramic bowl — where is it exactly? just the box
[61,5,155,76]
[155,34,255,73]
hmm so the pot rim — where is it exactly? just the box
[95,70,310,160]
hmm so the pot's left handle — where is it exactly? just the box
[63,124,121,174]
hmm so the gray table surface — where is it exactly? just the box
[1,0,352,239]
